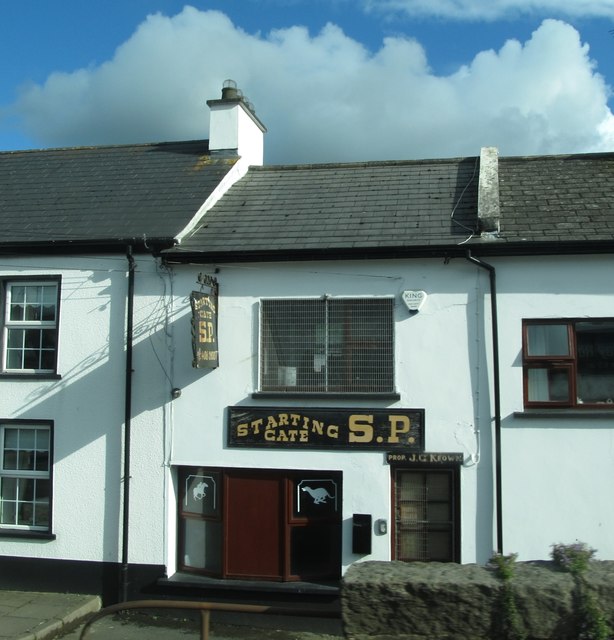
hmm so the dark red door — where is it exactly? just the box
[224,472,283,580]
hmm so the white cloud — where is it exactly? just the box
[363,0,614,20]
[6,8,614,163]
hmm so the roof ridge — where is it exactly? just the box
[0,138,210,156]
[251,156,479,171]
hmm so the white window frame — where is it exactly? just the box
[0,423,52,533]
[2,280,60,374]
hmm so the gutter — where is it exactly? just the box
[465,251,503,555]
[161,238,614,266]
[120,245,136,602]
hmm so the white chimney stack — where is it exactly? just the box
[207,79,266,166]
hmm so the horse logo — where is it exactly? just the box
[192,480,208,501]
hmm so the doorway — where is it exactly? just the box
[179,467,342,581]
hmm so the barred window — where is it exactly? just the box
[3,281,59,373]
[0,424,52,532]
[260,298,394,393]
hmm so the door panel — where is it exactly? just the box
[225,472,283,579]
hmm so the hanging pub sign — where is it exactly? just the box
[190,276,218,368]
[227,406,424,451]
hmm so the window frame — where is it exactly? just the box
[391,465,460,564]
[1,277,61,376]
[259,296,395,395]
[0,420,54,537]
[522,318,614,409]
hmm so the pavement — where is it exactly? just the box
[0,590,102,640]
[0,590,343,640]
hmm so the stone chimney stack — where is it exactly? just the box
[207,79,267,166]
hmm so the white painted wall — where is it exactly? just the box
[164,258,492,572]
[5,250,612,575]
[161,253,614,573]
[0,255,168,569]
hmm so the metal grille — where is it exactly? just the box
[260,298,394,393]
[395,470,454,562]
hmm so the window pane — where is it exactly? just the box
[428,530,453,561]
[24,330,41,349]
[35,450,49,472]
[23,350,40,370]
[0,500,16,525]
[3,450,17,470]
[7,329,23,348]
[527,367,571,402]
[1,478,17,500]
[41,329,56,349]
[576,322,614,404]
[526,324,570,356]
[20,430,35,449]
[182,518,222,572]
[4,429,18,448]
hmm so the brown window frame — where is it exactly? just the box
[391,465,460,563]
[522,318,614,409]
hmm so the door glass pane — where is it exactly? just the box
[526,324,570,356]
[290,525,340,578]
[527,368,570,402]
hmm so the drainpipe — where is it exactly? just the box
[465,250,503,555]
[120,246,136,602]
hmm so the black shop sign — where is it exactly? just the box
[227,407,424,451]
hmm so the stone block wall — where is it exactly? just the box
[342,560,614,640]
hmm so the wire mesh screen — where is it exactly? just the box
[395,470,454,562]
[260,298,394,392]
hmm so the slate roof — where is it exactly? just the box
[498,153,614,243]
[172,157,480,256]
[0,140,236,249]
[168,151,614,261]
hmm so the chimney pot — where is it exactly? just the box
[221,78,239,101]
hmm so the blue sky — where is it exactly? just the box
[2,1,614,163]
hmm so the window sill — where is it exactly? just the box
[0,373,61,380]
[0,529,56,541]
[252,391,401,400]
[514,409,614,419]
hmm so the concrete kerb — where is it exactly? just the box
[0,591,102,640]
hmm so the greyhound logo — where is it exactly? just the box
[192,481,208,501]
[301,486,334,505]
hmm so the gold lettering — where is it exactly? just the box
[349,415,374,443]
[237,423,248,437]
[278,413,289,426]
[312,420,324,435]
[251,418,263,434]
[290,414,301,426]
[299,431,309,442]
[199,320,209,343]
[388,415,411,444]
[266,416,278,429]
[264,429,275,442]
[327,424,339,439]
